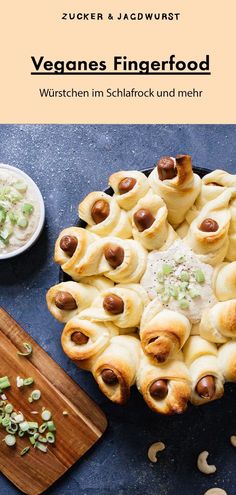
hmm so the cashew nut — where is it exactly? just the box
[197,451,216,474]
[204,489,227,495]
[147,441,165,463]
[230,435,236,447]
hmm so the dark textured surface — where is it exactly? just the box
[0,124,236,495]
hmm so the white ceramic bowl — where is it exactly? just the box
[0,164,45,260]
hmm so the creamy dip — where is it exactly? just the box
[0,169,40,254]
[141,240,217,324]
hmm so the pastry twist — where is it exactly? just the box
[213,262,236,301]
[131,191,177,250]
[199,299,236,343]
[218,341,236,383]
[183,336,224,406]
[78,283,149,328]
[78,191,132,238]
[140,298,191,364]
[46,281,98,323]
[226,194,236,261]
[54,227,97,281]
[136,351,191,415]
[61,317,119,364]
[184,189,232,266]
[90,335,141,404]
[74,236,147,283]
[148,155,201,228]
[195,169,236,209]
[79,275,114,291]
[108,170,150,210]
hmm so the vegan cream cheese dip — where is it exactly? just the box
[0,168,40,254]
[141,240,217,324]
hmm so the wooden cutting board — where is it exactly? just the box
[0,307,107,495]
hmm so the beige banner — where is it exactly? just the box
[0,1,235,123]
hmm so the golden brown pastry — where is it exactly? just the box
[183,336,224,405]
[226,194,236,261]
[136,351,191,414]
[195,169,236,209]
[109,170,150,210]
[61,317,119,364]
[78,283,149,328]
[140,298,191,363]
[213,262,236,301]
[184,189,232,266]
[199,299,236,343]
[91,334,141,404]
[54,227,97,281]
[73,236,147,283]
[218,341,236,383]
[148,155,201,228]
[131,191,177,250]
[78,191,132,238]
[46,281,98,323]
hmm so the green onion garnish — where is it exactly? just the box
[0,376,11,392]
[23,378,34,386]
[180,270,190,282]
[39,423,48,434]
[162,263,173,275]
[31,390,41,401]
[178,299,190,309]
[41,410,51,421]
[17,217,28,229]
[47,420,56,432]
[20,446,30,457]
[46,432,55,443]
[194,269,205,284]
[22,203,34,216]
[5,403,13,414]
[4,434,16,446]
[17,342,32,357]
[35,442,47,453]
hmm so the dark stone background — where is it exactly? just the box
[0,124,235,495]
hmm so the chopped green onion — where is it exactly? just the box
[160,291,170,303]
[18,430,25,437]
[162,263,173,275]
[41,410,51,421]
[20,446,30,457]
[156,283,164,294]
[0,227,11,240]
[169,286,179,299]
[180,271,190,282]
[188,287,201,299]
[174,253,185,264]
[7,212,18,225]
[62,411,68,416]
[39,423,48,434]
[17,216,28,229]
[47,420,56,432]
[194,269,205,284]
[6,425,18,434]
[12,413,24,423]
[2,417,10,427]
[22,203,34,216]
[31,390,41,401]
[16,377,24,388]
[5,403,13,414]
[13,181,27,193]
[46,432,55,444]
[27,422,38,429]
[156,271,164,283]
[35,442,47,453]
[178,299,190,309]
[4,434,16,447]
[29,436,36,445]
[0,376,11,391]
[28,397,33,403]
[0,208,6,224]
[19,421,29,432]
[38,435,47,443]
[17,342,32,357]
[23,378,34,386]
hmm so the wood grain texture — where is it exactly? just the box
[0,307,107,495]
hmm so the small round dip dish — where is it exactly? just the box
[0,164,45,259]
